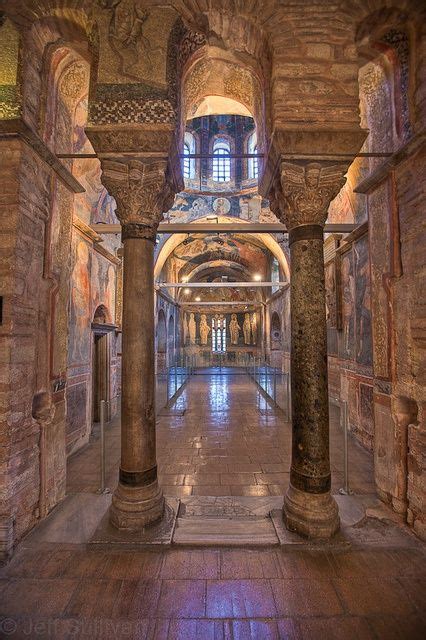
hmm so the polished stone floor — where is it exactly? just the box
[67,369,376,498]
[1,370,425,639]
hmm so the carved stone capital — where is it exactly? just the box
[100,159,175,236]
[274,162,347,230]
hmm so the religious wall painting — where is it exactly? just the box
[69,237,91,365]
[182,311,258,347]
[354,234,373,367]
[97,1,176,87]
[167,193,273,224]
[337,245,355,360]
[324,259,338,328]
[171,234,268,285]
[91,252,116,326]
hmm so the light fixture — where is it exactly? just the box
[181,275,189,283]
[195,296,201,302]
[184,288,190,295]
[253,273,262,281]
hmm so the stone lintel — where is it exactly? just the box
[259,126,368,200]
[0,118,85,194]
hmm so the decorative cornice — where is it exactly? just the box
[0,119,85,194]
[73,215,102,243]
[94,242,121,265]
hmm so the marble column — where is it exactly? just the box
[101,159,174,530]
[273,162,347,538]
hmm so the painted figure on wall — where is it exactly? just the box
[251,313,258,345]
[101,0,151,78]
[183,313,189,345]
[354,236,372,366]
[243,313,251,345]
[188,313,197,345]
[229,314,241,345]
[325,260,337,327]
[339,249,355,359]
[69,239,91,363]
[199,314,210,345]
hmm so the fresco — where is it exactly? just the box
[170,234,269,282]
[338,247,355,360]
[69,237,91,365]
[91,252,116,323]
[182,311,260,347]
[324,259,338,328]
[97,3,176,86]
[167,193,276,224]
[354,234,372,366]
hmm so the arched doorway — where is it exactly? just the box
[271,311,282,350]
[92,305,112,423]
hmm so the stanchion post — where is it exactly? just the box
[98,400,110,494]
[273,365,277,404]
[341,400,351,495]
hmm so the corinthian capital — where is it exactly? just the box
[100,159,174,240]
[275,162,347,230]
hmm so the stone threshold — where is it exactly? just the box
[86,494,422,550]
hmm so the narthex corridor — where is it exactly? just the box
[0,0,425,638]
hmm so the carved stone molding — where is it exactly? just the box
[273,162,348,230]
[100,159,174,238]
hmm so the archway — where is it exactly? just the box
[91,305,112,423]
[271,311,282,350]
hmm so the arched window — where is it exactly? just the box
[183,132,196,180]
[212,315,227,352]
[271,258,280,294]
[212,138,231,182]
[247,131,258,180]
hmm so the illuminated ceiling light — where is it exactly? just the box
[253,273,262,281]
[195,296,201,302]
[181,275,189,282]
[184,288,190,295]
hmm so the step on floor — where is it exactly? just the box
[173,496,282,546]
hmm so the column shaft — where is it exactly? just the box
[284,224,339,538]
[110,235,164,530]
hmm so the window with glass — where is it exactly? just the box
[183,132,196,180]
[247,131,258,180]
[212,139,231,182]
[212,315,227,352]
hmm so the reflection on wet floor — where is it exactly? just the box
[68,368,375,500]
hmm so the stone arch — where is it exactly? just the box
[93,304,111,325]
[270,311,282,350]
[154,216,290,283]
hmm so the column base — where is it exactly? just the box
[283,484,340,539]
[110,479,164,531]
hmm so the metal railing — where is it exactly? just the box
[246,355,291,420]
[329,395,352,495]
[161,351,195,408]
[98,400,110,495]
